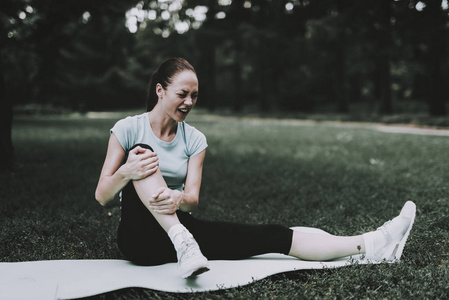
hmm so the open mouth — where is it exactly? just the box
[178,108,189,116]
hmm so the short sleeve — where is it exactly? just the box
[110,117,136,152]
[186,124,208,158]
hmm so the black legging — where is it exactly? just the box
[117,145,293,266]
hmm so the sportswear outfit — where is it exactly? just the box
[111,113,293,266]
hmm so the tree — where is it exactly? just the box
[0,0,32,171]
[422,0,447,116]
[195,0,219,111]
[0,0,139,170]
[377,0,393,114]
[226,0,249,112]
[55,3,138,110]
[334,0,349,113]
[0,57,13,171]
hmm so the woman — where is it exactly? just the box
[95,58,416,279]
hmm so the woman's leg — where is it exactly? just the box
[132,168,178,232]
[126,143,179,232]
[179,214,293,260]
[128,144,209,278]
[289,232,365,261]
[289,201,416,261]
[175,201,415,262]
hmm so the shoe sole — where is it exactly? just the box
[181,258,210,279]
[182,265,210,279]
[383,201,416,261]
[186,266,210,278]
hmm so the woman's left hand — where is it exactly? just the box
[149,187,183,215]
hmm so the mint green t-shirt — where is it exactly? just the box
[111,112,208,191]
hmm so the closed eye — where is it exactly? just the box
[177,92,198,100]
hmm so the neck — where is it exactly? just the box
[148,107,178,140]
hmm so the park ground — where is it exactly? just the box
[1,110,448,299]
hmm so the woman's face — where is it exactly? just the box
[157,70,198,122]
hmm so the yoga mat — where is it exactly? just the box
[0,227,385,300]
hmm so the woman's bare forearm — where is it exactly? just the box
[178,190,199,212]
[95,166,130,206]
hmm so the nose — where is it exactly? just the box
[184,96,193,106]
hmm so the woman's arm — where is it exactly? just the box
[95,133,159,206]
[148,149,206,213]
[179,149,206,212]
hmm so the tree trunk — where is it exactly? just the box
[232,50,242,112]
[199,40,217,111]
[426,1,447,116]
[257,34,270,111]
[335,0,348,113]
[0,62,14,171]
[335,39,348,113]
[378,0,392,114]
[230,0,245,113]
[197,0,218,111]
[378,55,392,114]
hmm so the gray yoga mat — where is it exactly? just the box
[0,227,386,300]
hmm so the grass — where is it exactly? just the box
[1,111,449,299]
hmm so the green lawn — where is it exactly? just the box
[1,111,448,299]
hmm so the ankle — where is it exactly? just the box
[168,224,186,238]
[168,224,191,251]
[363,230,386,258]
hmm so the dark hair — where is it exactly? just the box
[146,57,196,111]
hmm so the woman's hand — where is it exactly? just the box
[149,187,183,215]
[120,146,159,180]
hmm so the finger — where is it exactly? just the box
[142,150,157,157]
[154,193,170,203]
[131,146,146,155]
[148,151,157,157]
[139,161,158,176]
[150,202,172,209]
[147,161,159,169]
[130,146,141,153]
[160,190,174,201]
[142,158,159,168]
[151,197,175,210]
[149,197,170,205]
[144,166,158,177]
[143,164,158,176]
[148,196,157,204]
[149,195,162,204]
[149,189,164,204]
[153,207,177,215]
[152,187,166,199]
[150,203,172,211]
[138,152,154,161]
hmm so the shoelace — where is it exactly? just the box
[177,232,200,263]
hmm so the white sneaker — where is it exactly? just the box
[363,201,416,261]
[176,230,210,278]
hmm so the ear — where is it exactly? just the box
[156,83,164,98]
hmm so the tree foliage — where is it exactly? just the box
[1,0,448,115]
[1,0,448,170]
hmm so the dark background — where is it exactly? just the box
[1,0,448,169]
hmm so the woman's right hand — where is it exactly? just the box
[120,146,159,180]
